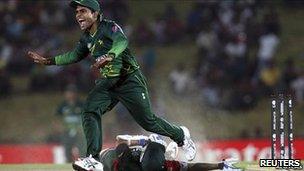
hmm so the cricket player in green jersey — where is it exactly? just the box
[27,1,196,170]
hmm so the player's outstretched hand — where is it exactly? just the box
[91,54,113,69]
[27,51,51,65]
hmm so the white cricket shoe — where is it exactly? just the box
[180,126,197,161]
[222,158,242,171]
[72,155,104,171]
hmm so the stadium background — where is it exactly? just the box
[0,0,304,164]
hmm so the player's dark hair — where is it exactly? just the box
[115,143,141,171]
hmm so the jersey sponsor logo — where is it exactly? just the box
[112,24,124,34]
[112,25,118,32]
[98,40,103,45]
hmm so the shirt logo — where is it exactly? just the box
[98,40,103,45]
[112,25,118,32]
[112,24,124,34]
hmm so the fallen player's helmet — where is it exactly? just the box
[70,0,101,13]
[115,143,141,171]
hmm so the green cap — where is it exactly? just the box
[70,0,101,13]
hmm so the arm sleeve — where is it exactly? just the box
[104,22,128,57]
[54,37,89,65]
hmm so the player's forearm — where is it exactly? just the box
[108,35,128,58]
[116,135,149,147]
[187,163,223,171]
[54,50,85,65]
[117,139,148,147]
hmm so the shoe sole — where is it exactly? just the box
[72,163,93,171]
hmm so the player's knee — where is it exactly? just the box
[141,121,158,132]
[82,103,102,117]
[81,108,101,124]
[83,103,94,113]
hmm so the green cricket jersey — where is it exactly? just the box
[54,19,139,78]
[56,100,83,136]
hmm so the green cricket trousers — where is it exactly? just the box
[81,69,184,159]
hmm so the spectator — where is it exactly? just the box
[291,70,304,104]
[164,14,184,44]
[256,7,280,70]
[256,32,280,69]
[196,24,217,53]
[0,69,11,98]
[201,85,221,107]
[169,64,190,96]
[186,3,202,37]
[141,47,157,77]
[151,15,166,44]
[56,84,84,162]
[134,19,154,46]
[262,7,280,36]
[0,42,12,69]
[29,65,51,91]
[280,58,298,91]
[162,3,184,44]
[225,33,247,59]
[224,33,248,81]
[259,60,281,95]
[102,0,129,25]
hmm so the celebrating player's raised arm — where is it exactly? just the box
[27,51,53,65]
[53,37,89,65]
[27,37,89,66]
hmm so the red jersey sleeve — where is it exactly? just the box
[164,160,182,171]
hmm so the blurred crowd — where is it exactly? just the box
[167,1,304,110]
[0,0,304,107]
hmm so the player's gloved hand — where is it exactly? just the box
[116,135,133,145]
[27,51,53,65]
[91,54,114,69]
[116,135,149,146]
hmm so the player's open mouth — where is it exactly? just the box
[78,19,85,25]
[78,19,87,29]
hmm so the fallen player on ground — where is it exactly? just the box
[73,134,241,171]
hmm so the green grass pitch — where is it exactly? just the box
[0,164,71,171]
[0,161,303,170]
